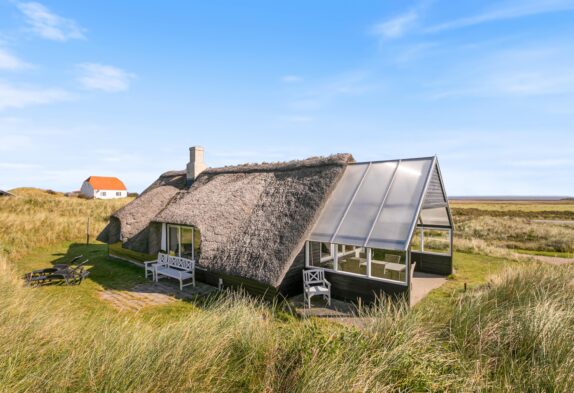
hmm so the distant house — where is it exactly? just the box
[0,189,14,197]
[81,176,127,199]
[99,146,453,305]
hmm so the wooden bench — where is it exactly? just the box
[154,255,195,290]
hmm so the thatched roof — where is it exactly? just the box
[100,154,353,287]
[97,171,187,248]
[0,190,14,197]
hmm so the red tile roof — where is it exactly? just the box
[86,176,127,191]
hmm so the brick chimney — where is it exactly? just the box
[186,146,206,185]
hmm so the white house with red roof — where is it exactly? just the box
[80,176,128,199]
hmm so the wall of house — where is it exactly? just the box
[411,252,452,276]
[93,190,128,199]
[278,246,306,298]
[80,181,94,198]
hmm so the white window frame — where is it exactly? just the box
[416,226,452,256]
[305,241,409,287]
[166,224,198,261]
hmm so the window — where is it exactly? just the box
[337,245,366,275]
[101,191,106,196]
[369,249,406,282]
[410,228,422,252]
[116,191,121,196]
[167,224,201,261]
[422,229,451,255]
[306,241,407,284]
[308,242,335,269]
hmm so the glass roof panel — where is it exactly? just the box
[309,158,435,250]
[333,161,398,246]
[367,159,433,250]
[419,207,451,226]
[308,164,368,243]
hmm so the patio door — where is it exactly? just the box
[168,225,180,256]
[166,224,201,261]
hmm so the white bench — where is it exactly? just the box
[154,255,195,290]
[144,252,169,281]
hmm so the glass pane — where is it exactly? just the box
[368,159,432,250]
[370,249,406,282]
[309,164,369,243]
[423,229,450,254]
[337,245,367,275]
[308,242,335,269]
[410,228,422,252]
[194,227,201,261]
[420,207,450,226]
[181,227,194,260]
[334,162,398,246]
[168,226,180,256]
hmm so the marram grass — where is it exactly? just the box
[1,191,573,392]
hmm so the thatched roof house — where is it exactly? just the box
[100,146,453,303]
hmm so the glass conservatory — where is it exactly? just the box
[306,157,453,288]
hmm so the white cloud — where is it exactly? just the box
[371,10,418,39]
[16,2,85,41]
[427,0,574,33]
[0,48,31,70]
[281,75,303,83]
[77,63,135,92]
[0,81,72,110]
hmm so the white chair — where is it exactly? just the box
[143,252,168,281]
[303,269,331,308]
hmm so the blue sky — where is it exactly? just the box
[0,0,573,195]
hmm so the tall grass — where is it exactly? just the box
[0,193,129,260]
[449,264,574,391]
[1,191,573,391]
[0,253,463,392]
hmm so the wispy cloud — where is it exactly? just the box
[371,10,418,39]
[289,70,375,111]
[16,2,85,41]
[281,75,303,83]
[427,0,574,33]
[0,81,72,110]
[426,45,574,99]
[0,48,31,70]
[77,63,135,92]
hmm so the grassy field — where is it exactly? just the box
[451,199,574,259]
[0,191,572,392]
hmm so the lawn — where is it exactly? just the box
[1,191,572,392]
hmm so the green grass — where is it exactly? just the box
[109,241,156,263]
[415,252,524,322]
[2,191,573,392]
[514,248,573,258]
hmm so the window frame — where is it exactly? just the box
[305,241,409,287]
[166,224,200,261]
[414,226,452,256]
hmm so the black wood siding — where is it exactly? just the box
[196,269,279,301]
[278,246,306,298]
[411,252,452,275]
[324,271,409,304]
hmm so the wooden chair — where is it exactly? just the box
[303,269,331,308]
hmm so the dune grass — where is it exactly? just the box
[1,191,573,392]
